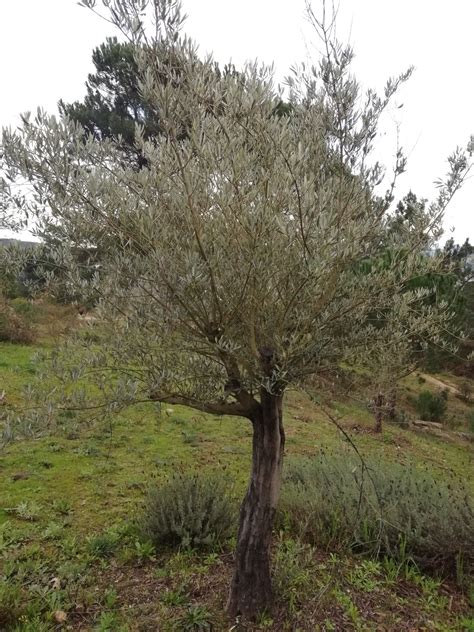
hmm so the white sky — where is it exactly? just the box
[1,0,472,243]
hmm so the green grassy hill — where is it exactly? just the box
[0,307,473,631]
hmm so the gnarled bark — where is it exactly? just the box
[227,389,285,619]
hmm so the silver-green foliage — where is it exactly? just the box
[279,452,474,574]
[0,0,471,426]
[140,471,236,550]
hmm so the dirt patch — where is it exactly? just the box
[65,552,470,631]
[419,373,460,396]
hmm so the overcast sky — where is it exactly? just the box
[1,0,472,243]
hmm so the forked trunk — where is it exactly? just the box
[227,389,285,620]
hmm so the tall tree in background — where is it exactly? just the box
[443,237,473,282]
[1,0,471,619]
[59,36,242,169]
[437,237,474,372]
[386,191,431,247]
[59,37,162,168]
[377,193,474,374]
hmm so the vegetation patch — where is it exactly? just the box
[0,298,35,345]
[280,451,474,576]
[415,389,448,422]
[1,336,473,629]
[139,471,237,551]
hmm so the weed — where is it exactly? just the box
[121,539,155,564]
[87,531,120,558]
[161,588,189,606]
[181,430,200,446]
[102,588,118,609]
[154,567,170,580]
[6,501,41,521]
[459,617,474,632]
[74,443,101,457]
[172,416,187,425]
[57,560,88,583]
[12,617,52,632]
[165,550,197,578]
[94,611,126,632]
[52,499,72,516]
[176,605,213,631]
[0,522,29,550]
[254,611,274,627]
[59,536,80,557]
[333,588,362,629]
[41,522,64,541]
[348,560,382,592]
[381,557,406,584]
[273,537,316,615]
[202,552,220,567]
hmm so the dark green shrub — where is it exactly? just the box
[415,389,447,421]
[139,471,236,550]
[279,452,474,576]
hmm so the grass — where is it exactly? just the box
[1,310,473,630]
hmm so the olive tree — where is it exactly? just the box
[0,183,23,232]
[1,0,470,618]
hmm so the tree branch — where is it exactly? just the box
[149,391,252,418]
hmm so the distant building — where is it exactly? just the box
[0,238,37,248]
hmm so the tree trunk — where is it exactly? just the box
[227,389,285,620]
[387,390,397,420]
[373,392,385,433]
